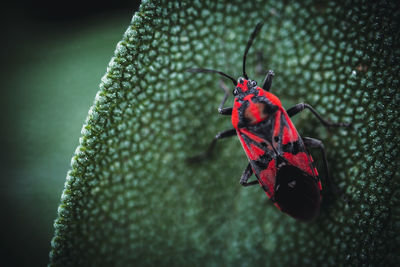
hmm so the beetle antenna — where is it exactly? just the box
[243,22,263,80]
[187,68,237,86]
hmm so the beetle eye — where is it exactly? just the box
[251,80,257,87]
[237,78,244,84]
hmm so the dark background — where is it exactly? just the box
[0,1,141,266]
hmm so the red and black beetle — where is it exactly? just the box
[188,23,350,221]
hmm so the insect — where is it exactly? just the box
[187,23,350,221]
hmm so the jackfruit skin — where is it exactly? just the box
[49,0,400,266]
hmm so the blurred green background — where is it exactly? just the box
[0,1,140,266]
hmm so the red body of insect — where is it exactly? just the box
[188,22,349,221]
[232,78,322,220]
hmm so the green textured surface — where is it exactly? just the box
[0,12,132,266]
[50,0,400,266]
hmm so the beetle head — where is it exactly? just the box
[233,77,258,96]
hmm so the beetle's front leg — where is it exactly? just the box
[218,107,233,115]
[262,70,274,91]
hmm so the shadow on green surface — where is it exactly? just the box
[0,4,139,266]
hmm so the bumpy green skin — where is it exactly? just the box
[49,0,400,266]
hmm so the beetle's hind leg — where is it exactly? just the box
[302,137,350,203]
[187,128,236,163]
[302,137,333,189]
[239,163,259,186]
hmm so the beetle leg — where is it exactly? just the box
[218,80,233,115]
[302,137,349,203]
[239,163,259,186]
[287,103,351,128]
[187,128,236,163]
[262,70,275,91]
[302,137,332,187]
[218,107,233,115]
